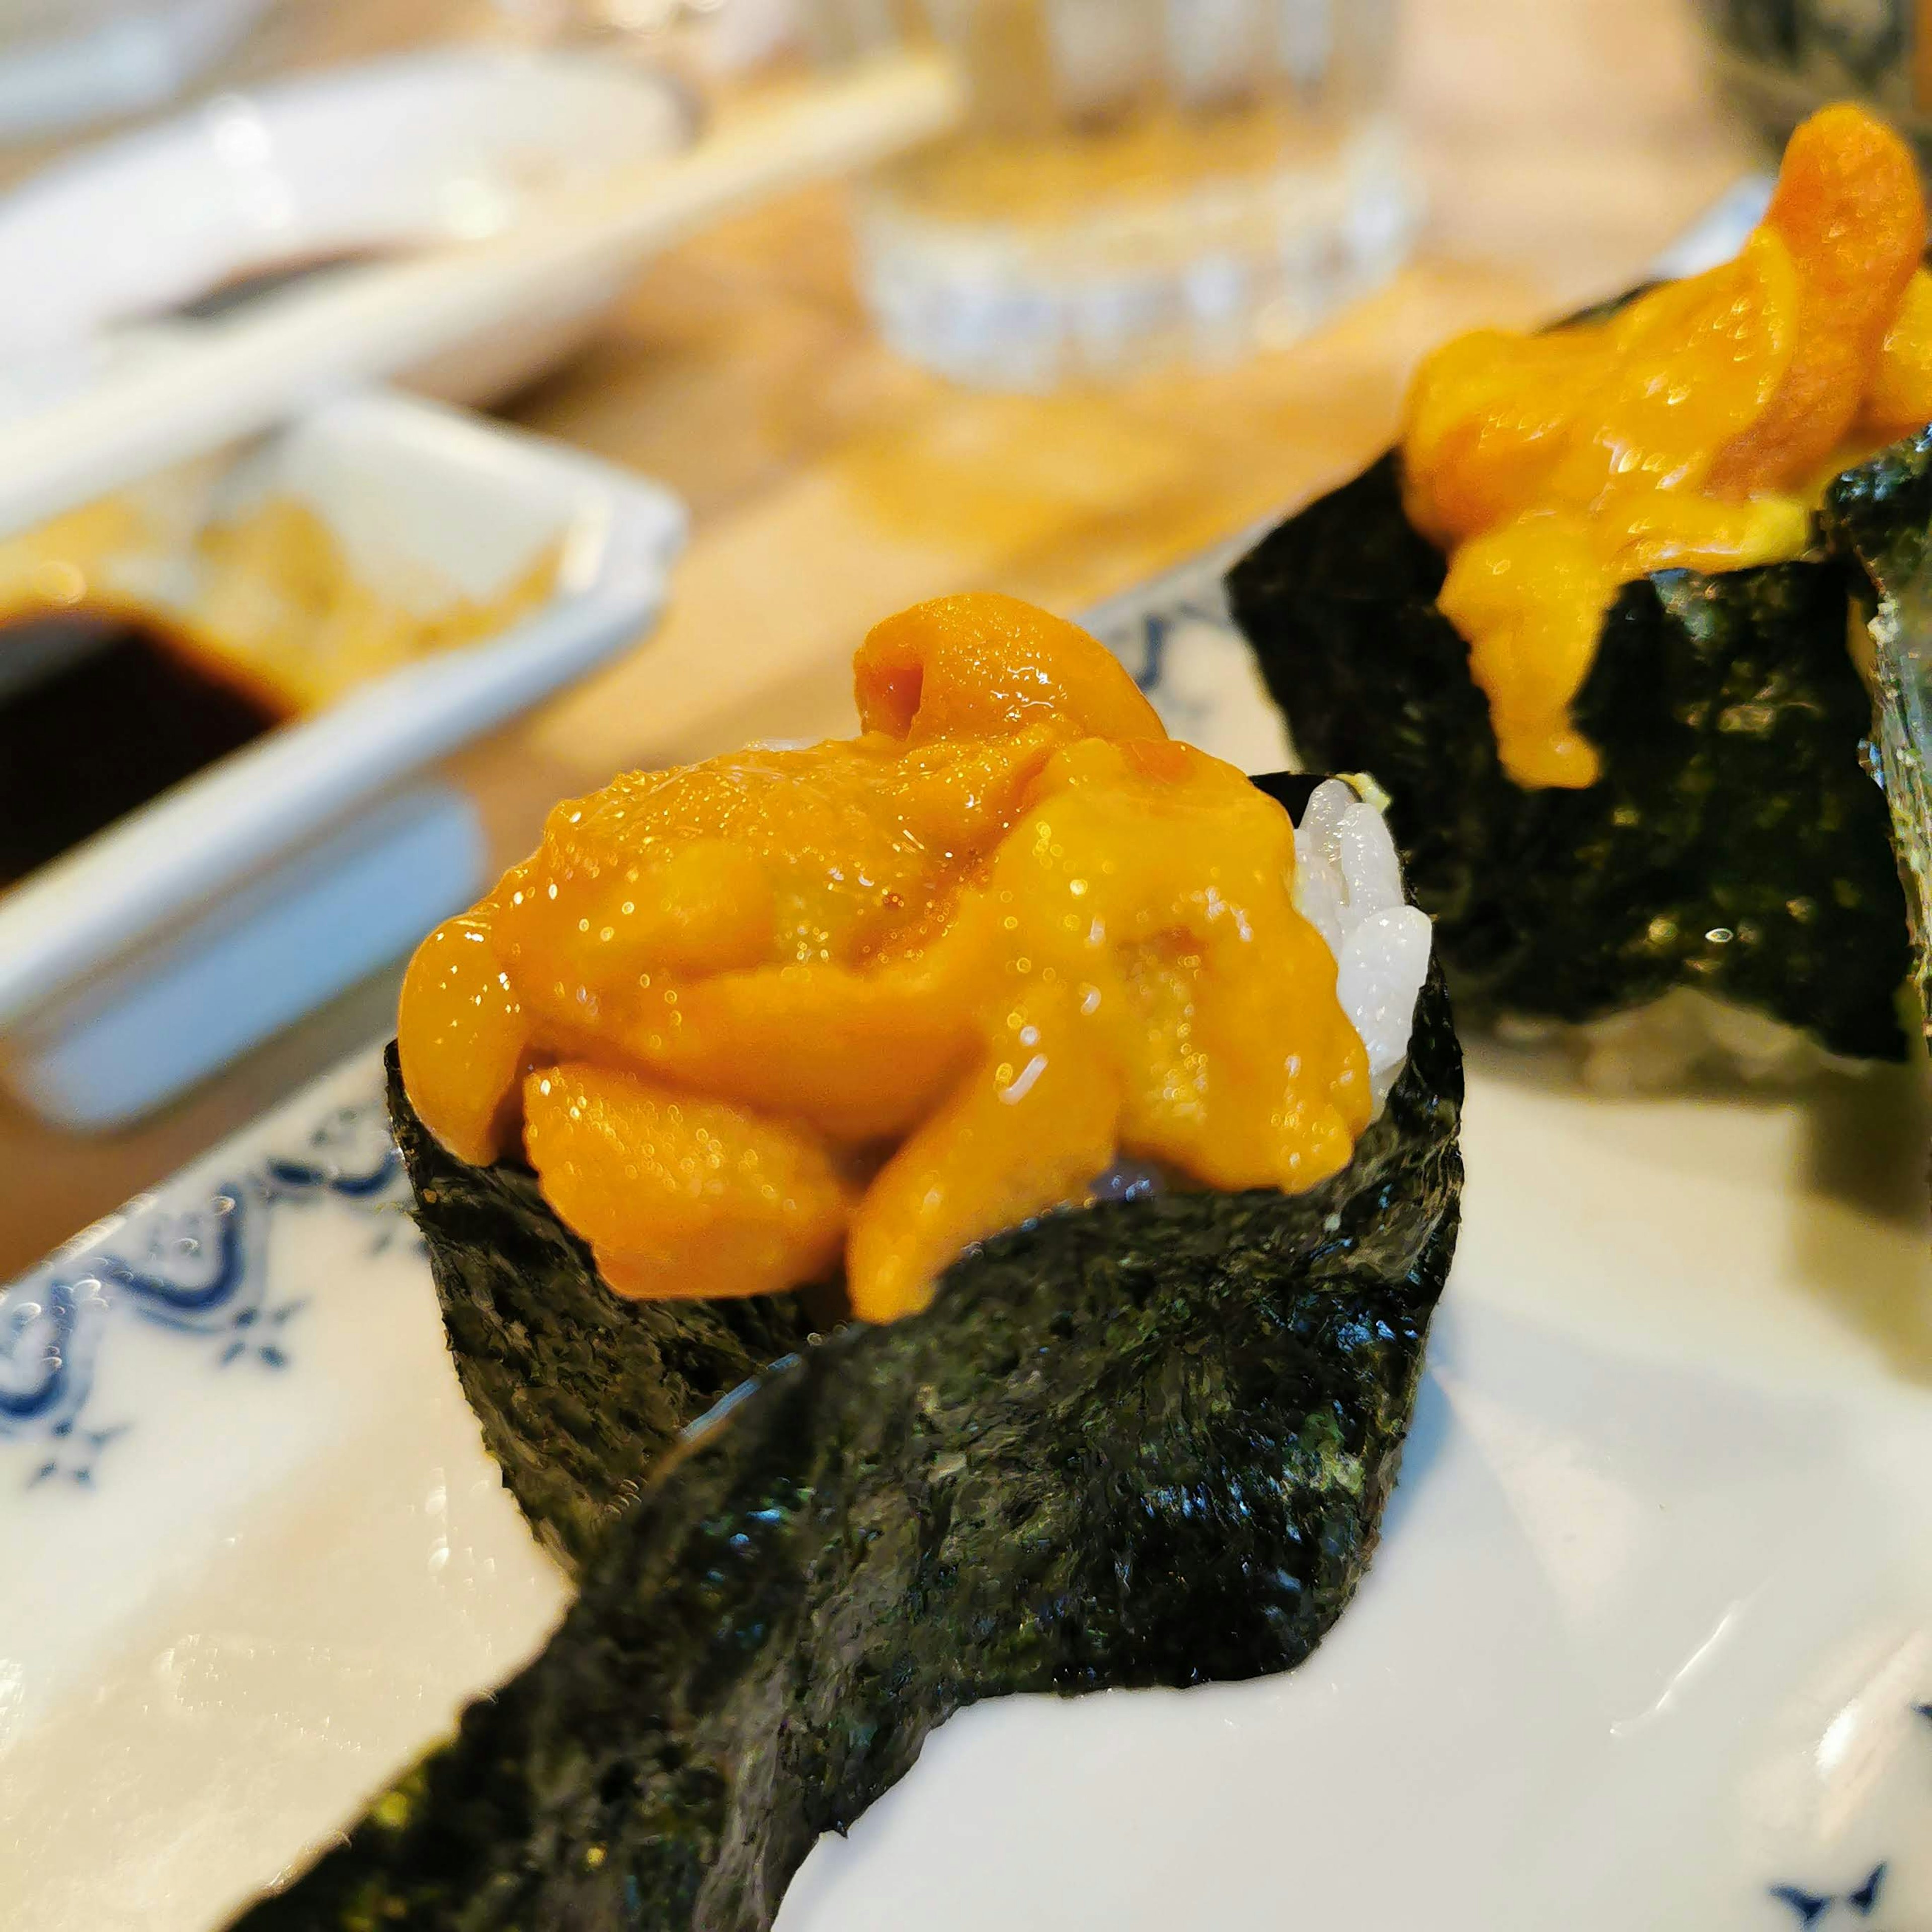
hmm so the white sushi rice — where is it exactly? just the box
[1086,780,1429,1206]
[1292,778,1433,1110]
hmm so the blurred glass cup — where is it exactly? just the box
[812,0,1417,390]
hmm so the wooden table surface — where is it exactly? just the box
[0,0,1759,1276]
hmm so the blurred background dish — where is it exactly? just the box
[0,391,685,1131]
[0,0,270,139]
[0,47,696,416]
[0,45,959,540]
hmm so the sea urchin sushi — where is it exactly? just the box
[1230,102,1924,1087]
[226,594,1462,1932]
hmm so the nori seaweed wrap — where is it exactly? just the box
[221,757,1463,1932]
[1227,447,1913,1059]
[1823,424,1932,1031]
[395,1073,818,1574]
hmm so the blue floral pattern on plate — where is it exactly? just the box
[0,1072,412,1488]
[1770,1863,1887,1926]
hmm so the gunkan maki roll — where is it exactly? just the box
[223,594,1462,1930]
[1228,102,1930,1088]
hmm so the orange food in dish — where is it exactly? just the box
[399,593,1371,1323]
[1401,102,1932,791]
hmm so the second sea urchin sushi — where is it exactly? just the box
[223,595,1462,1929]
[1229,103,1924,1084]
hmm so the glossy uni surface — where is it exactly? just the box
[1401,102,1932,789]
[399,593,1370,1323]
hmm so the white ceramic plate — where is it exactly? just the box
[3,561,1930,1932]
[0,0,269,142]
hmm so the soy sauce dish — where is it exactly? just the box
[0,390,683,1130]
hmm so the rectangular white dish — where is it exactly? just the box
[0,388,686,1128]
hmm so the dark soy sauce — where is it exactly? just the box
[0,610,283,889]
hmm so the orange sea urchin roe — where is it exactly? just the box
[398,593,1371,1323]
[1400,102,1931,790]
